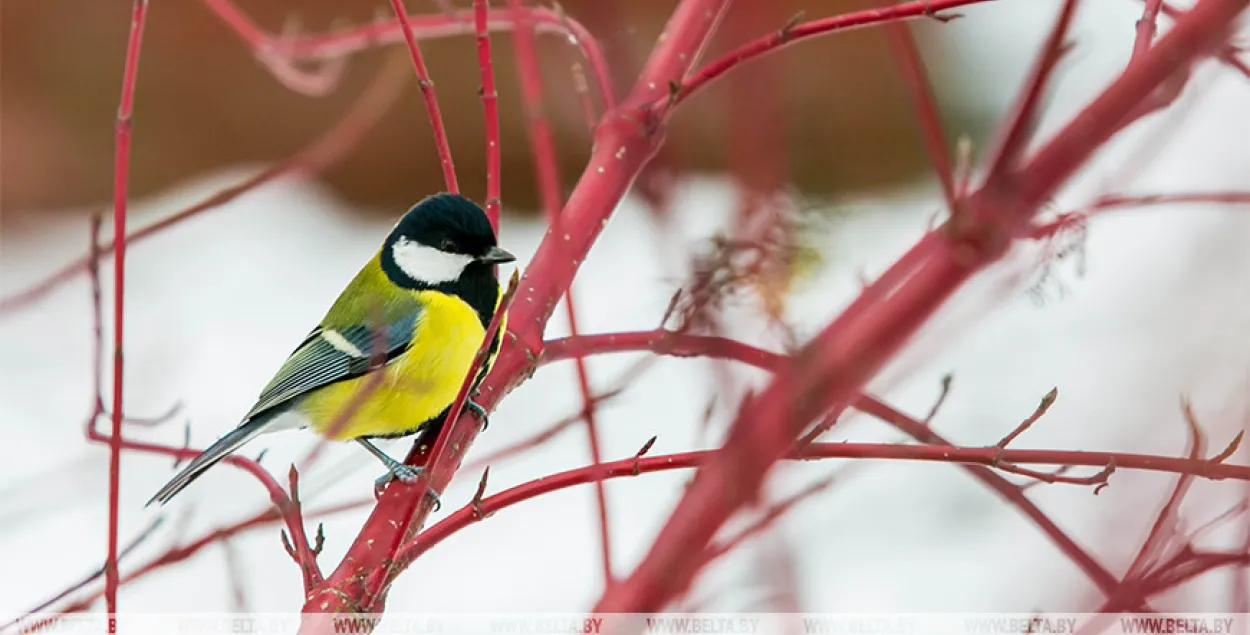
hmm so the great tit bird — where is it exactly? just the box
[147,193,515,506]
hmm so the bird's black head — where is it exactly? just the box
[380,193,515,289]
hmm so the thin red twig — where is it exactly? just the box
[388,0,459,193]
[105,0,149,616]
[1014,0,1244,210]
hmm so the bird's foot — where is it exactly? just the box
[467,400,489,431]
[358,438,440,509]
[382,462,423,484]
[372,466,441,511]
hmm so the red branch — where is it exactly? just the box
[388,0,458,193]
[105,0,149,617]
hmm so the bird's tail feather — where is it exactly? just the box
[146,418,269,507]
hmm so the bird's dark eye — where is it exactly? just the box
[440,239,459,252]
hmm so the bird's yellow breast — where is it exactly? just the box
[300,291,487,440]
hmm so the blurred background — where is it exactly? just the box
[3,0,1250,619]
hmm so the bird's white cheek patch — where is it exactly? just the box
[392,237,474,284]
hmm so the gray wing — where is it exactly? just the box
[243,313,419,421]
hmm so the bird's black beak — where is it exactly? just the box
[479,246,516,264]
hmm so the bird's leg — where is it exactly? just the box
[467,389,490,431]
[356,438,441,510]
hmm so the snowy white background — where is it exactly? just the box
[2,0,1249,619]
